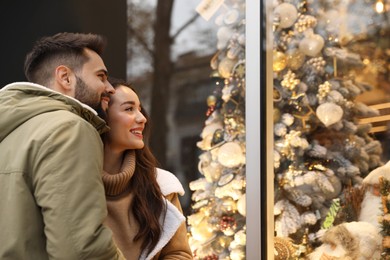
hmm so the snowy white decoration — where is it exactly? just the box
[274,200,302,236]
[274,3,298,29]
[223,9,240,25]
[308,221,382,260]
[363,160,390,185]
[217,142,244,168]
[298,30,325,57]
[316,102,344,127]
[281,113,294,126]
[301,212,318,225]
[274,123,288,137]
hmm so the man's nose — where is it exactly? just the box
[106,81,115,94]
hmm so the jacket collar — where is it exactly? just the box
[1,82,109,135]
[141,200,185,260]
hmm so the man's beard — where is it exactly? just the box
[95,103,108,121]
[74,76,101,110]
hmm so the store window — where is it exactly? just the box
[128,0,251,259]
[271,0,390,258]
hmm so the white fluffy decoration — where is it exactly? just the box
[358,190,382,231]
[363,160,390,185]
[308,222,382,260]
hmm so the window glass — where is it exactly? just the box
[271,0,390,258]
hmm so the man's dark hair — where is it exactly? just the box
[24,32,107,86]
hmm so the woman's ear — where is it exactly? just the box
[55,65,74,93]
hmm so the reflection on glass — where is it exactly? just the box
[272,0,390,258]
[187,0,247,259]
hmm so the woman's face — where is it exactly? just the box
[103,85,147,152]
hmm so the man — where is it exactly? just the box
[0,32,124,259]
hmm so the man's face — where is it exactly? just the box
[74,48,114,110]
[74,76,101,110]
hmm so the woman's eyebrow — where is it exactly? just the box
[120,101,136,106]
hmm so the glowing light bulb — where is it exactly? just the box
[376,0,385,13]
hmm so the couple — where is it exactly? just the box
[0,32,192,259]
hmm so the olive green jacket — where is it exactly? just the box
[0,82,123,259]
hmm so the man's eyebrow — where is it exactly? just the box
[97,69,108,76]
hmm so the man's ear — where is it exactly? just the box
[55,65,74,92]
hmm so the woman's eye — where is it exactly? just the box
[125,107,134,112]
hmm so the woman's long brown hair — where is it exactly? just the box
[102,77,166,255]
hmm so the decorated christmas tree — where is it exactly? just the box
[187,0,246,259]
[272,0,386,258]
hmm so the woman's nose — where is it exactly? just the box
[137,112,147,123]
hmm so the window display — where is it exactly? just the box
[187,0,247,259]
[271,0,390,258]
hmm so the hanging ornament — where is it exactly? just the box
[233,229,246,246]
[274,3,298,29]
[281,70,300,91]
[316,102,344,127]
[191,218,216,242]
[207,95,217,107]
[218,57,238,78]
[198,122,223,150]
[299,30,325,57]
[211,128,225,147]
[217,26,234,50]
[223,9,240,25]
[273,50,287,72]
[274,237,297,260]
[217,142,244,168]
[230,247,246,260]
[218,172,234,187]
[286,48,306,70]
[219,215,237,236]
[294,15,317,32]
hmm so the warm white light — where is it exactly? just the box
[376,0,385,13]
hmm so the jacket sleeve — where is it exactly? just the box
[158,193,194,259]
[32,115,123,260]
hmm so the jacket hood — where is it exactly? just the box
[0,82,109,142]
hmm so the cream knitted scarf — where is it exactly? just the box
[102,150,136,196]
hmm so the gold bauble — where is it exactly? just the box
[274,237,296,260]
[286,49,306,70]
[191,219,215,242]
[207,95,217,106]
[273,50,287,72]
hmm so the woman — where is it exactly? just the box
[98,78,193,260]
